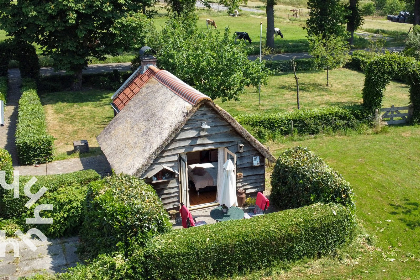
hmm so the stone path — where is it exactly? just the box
[0,237,80,280]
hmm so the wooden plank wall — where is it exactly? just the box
[142,104,266,210]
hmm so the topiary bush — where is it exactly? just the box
[0,148,13,215]
[79,174,172,260]
[1,170,101,237]
[271,147,355,211]
[345,50,379,72]
[143,203,356,280]
[15,79,54,165]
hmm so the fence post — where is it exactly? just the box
[0,100,4,126]
[374,108,380,128]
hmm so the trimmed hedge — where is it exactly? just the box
[79,174,172,260]
[1,170,101,237]
[15,79,54,165]
[345,50,378,72]
[0,148,13,215]
[271,147,355,211]
[265,58,318,73]
[143,203,356,280]
[0,77,7,105]
[236,106,368,139]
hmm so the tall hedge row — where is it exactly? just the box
[0,77,7,105]
[0,148,13,214]
[0,40,11,77]
[271,147,355,211]
[236,106,368,139]
[1,170,101,238]
[143,203,356,280]
[15,79,54,165]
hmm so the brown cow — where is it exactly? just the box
[206,19,217,29]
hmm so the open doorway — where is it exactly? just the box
[187,149,218,207]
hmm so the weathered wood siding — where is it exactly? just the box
[142,104,266,210]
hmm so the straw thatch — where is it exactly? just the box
[98,66,274,177]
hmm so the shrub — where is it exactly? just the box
[345,50,378,72]
[383,0,405,15]
[1,170,101,237]
[236,106,369,139]
[361,2,376,16]
[79,174,172,260]
[0,77,7,105]
[270,147,355,211]
[15,79,54,165]
[14,40,40,80]
[0,148,13,215]
[143,203,356,280]
[0,40,11,77]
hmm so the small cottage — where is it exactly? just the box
[97,59,275,211]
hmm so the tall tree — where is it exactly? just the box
[148,19,269,101]
[306,0,348,39]
[266,0,276,49]
[346,0,364,46]
[0,0,151,90]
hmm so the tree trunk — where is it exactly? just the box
[326,65,329,86]
[266,0,275,49]
[71,69,83,91]
[415,0,420,26]
[347,0,358,45]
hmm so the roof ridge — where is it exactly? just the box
[154,70,211,106]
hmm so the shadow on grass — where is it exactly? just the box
[389,198,420,230]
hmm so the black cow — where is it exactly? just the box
[274,27,284,38]
[235,32,252,44]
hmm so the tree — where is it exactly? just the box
[0,0,152,90]
[309,34,350,86]
[306,0,348,39]
[346,0,364,46]
[266,0,276,49]
[148,19,269,101]
[219,0,247,15]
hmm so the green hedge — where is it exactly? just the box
[1,170,100,238]
[0,148,13,214]
[265,58,318,73]
[345,50,378,72]
[143,203,356,280]
[0,77,7,105]
[15,79,54,165]
[15,40,40,80]
[79,174,172,260]
[271,147,355,211]
[236,106,368,140]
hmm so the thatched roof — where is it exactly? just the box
[98,66,274,176]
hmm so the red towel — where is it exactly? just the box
[180,204,195,228]
[255,192,269,213]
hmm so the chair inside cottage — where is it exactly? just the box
[180,203,207,228]
[244,192,269,219]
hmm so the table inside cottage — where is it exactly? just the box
[210,206,244,222]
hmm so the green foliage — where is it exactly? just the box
[79,174,171,260]
[15,79,54,165]
[143,203,356,279]
[361,2,376,15]
[383,0,406,15]
[0,40,11,77]
[345,50,379,72]
[306,0,348,39]
[0,148,13,184]
[164,0,202,16]
[265,58,319,73]
[362,52,417,113]
[407,65,420,122]
[0,0,151,89]
[346,0,364,35]
[147,18,269,101]
[0,76,7,106]
[14,40,40,80]
[270,147,355,211]
[404,26,420,61]
[1,170,101,238]
[236,106,368,139]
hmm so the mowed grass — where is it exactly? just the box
[214,68,411,115]
[40,90,114,160]
[244,125,420,280]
